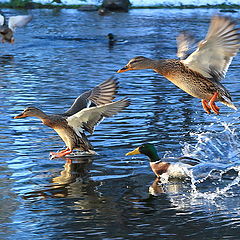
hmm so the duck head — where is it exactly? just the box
[13,107,45,119]
[117,56,152,73]
[107,33,114,41]
[126,143,160,162]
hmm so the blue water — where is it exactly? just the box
[0,8,240,240]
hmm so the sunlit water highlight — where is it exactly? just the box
[0,8,240,240]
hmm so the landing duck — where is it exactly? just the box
[126,143,199,181]
[118,15,240,114]
[14,78,130,159]
[0,11,32,43]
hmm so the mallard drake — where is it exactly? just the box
[126,143,200,180]
[118,15,240,114]
[0,11,32,43]
[13,77,130,159]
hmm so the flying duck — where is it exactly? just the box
[0,11,32,43]
[118,15,240,114]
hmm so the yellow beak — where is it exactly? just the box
[125,147,140,156]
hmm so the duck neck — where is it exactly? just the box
[152,59,169,75]
[146,151,161,163]
[33,110,50,124]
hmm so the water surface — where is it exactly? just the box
[0,8,240,239]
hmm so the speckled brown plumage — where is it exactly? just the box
[118,15,240,114]
[153,59,232,103]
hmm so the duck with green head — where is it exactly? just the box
[126,143,199,180]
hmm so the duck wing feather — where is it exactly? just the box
[63,77,119,117]
[182,15,240,81]
[67,98,130,135]
[8,15,32,31]
[176,31,197,60]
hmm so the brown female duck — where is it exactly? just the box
[118,16,240,114]
[14,78,130,159]
[0,11,32,43]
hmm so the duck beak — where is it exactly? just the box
[117,66,132,73]
[10,38,14,44]
[126,147,140,156]
[13,112,26,119]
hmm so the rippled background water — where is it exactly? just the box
[0,8,240,240]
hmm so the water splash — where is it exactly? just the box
[182,121,240,164]
[180,122,240,200]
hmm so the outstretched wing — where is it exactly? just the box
[63,77,119,117]
[182,15,240,81]
[67,98,130,135]
[8,15,32,31]
[176,31,196,60]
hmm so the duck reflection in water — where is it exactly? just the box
[52,157,92,186]
[23,157,100,200]
[148,177,192,196]
[51,157,103,199]
[0,54,14,64]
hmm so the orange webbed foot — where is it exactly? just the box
[201,93,220,115]
[201,99,211,114]
[209,92,220,114]
[50,148,72,159]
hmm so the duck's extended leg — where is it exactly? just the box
[50,149,73,159]
[50,148,73,159]
[201,99,211,114]
[209,92,220,114]
[50,148,70,156]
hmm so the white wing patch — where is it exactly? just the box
[66,98,129,135]
[0,14,4,26]
[8,15,32,31]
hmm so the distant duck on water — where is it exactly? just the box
[126,143,200,181]
[107,33,127,46]
[107,33,115,46]
[13,78,130,159]
[118,15,240,114]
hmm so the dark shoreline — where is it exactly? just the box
[0,2,239,10]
